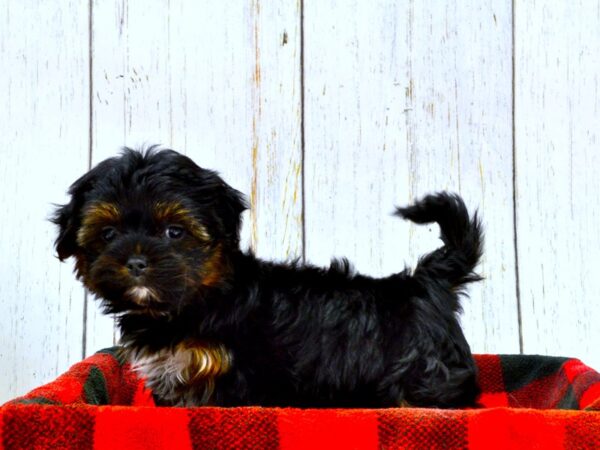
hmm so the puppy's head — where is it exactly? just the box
[52,147,247,316]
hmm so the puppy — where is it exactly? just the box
[53,147,483,408]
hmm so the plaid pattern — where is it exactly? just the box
[1,348,599,449]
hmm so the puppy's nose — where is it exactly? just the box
[126,256,148,277]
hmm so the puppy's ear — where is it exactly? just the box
[52,170,94,261]
[52,202,78,261]
[215,181,248,246]
[52,157,117,260]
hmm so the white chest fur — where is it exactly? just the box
[127,341,233,406]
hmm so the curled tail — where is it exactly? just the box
[396,192,483,289]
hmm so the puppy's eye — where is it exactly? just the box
[101,226,118,242]
[165,225,185,239]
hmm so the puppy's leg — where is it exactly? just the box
[378,300,480,408]
[378,193,483,407]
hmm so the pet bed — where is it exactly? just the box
[1,347,599,449]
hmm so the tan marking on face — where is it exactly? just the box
[199,244,226,287]
[117,265,130,278]
[127,341,232,406]
[77,202,121,246]
[154,202,210,242]
[79,253,129,293]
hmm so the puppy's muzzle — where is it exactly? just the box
[126,256,148,278]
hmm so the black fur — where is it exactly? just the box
[53,147,483,408]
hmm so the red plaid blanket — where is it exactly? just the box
[2,348,600,449]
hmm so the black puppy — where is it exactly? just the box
[53,147,483,408]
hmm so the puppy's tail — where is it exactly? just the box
[396,192,483,290]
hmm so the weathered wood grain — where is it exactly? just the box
[515,0,600,369]
[405,1,518,354]
[0,1,88,402]
[87,0,302,355]
[167,0,303,261]
[303,0,518,354]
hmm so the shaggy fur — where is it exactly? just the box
[53,147,483,408]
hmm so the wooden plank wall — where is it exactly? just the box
[514,0,600,362]
[0,1,89,404]
[1,0,599,403]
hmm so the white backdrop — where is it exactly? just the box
[1,0,599,403]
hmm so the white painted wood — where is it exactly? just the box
[167,0,303,261]
[303,0,519,354]
[404,2,518,354]
[0,1,88,403]
[515,0,600,369]
[303,0,412,273]
[87,0,302,355]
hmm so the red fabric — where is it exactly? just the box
[0,405,95,449]
[1,349,600,449]
[188,407,279,449]
[278,409,379,450]
[2,405,598,449]
[583,384,600,410]
[95,406,193,450]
